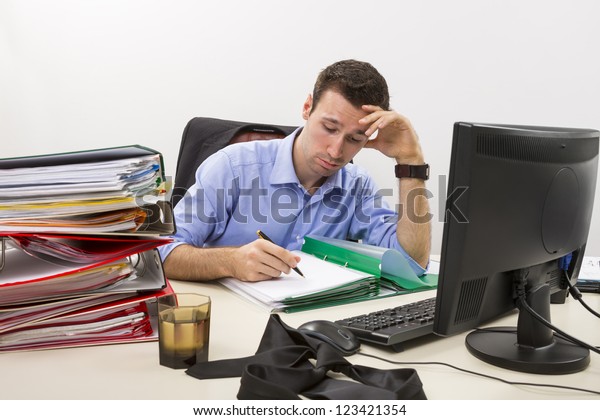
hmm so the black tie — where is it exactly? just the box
[186,314,427,400]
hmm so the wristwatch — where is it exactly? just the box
[395,163,430,180]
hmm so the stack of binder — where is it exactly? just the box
[0,145,175,351]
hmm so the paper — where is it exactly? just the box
[0,300,152,351]
[0,145,173,352]
[426,259,440,275]
[0,247,167,305]
[0,277,174,352]
[220,251,375,310]
[579,256,600,281]
[0,146,172,235]
[0,293,138,334]
[6,233,170,265]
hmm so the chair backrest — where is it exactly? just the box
[171,117,297,207]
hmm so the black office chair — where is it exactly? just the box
[171,117,297,207]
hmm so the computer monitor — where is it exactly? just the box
[433,122,599,374]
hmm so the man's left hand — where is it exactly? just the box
[359,105,424,164]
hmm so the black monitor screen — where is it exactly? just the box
[433,122,599,374]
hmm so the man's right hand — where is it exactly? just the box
[162,240,301,282]
[230,239,301,282]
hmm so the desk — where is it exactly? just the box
[0,280,598,400]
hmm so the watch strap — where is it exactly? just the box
[395,163,430,180]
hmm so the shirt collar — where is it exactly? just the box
[270,128,302,186]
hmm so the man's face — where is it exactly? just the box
[296,90,371,184]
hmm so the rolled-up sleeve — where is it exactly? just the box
[158,151,235,261]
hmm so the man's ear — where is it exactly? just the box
[302,94,313,121]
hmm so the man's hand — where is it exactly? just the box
[359,105,424,164]
[230,239,302,282]
[162,241,302,283]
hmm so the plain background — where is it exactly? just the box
[2,0,599,256]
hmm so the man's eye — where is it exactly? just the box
[323,125,336,133]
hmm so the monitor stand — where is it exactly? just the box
[465,282,589,374]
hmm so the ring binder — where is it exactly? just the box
[0,145,175,236]
[302,235,438,291]
[0,237,6,273]
[129,252,144,273]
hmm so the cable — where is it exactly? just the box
[511,269,600,354]
[568,284,600,318]
[517,295,600,355]
[358,350,600,396]
[564,270,600,319]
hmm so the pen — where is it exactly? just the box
[256,230,305,277]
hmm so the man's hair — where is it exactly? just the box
[311,59,390,113]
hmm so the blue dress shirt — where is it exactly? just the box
[159,128,425,275]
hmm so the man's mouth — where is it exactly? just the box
[317,157,341,170]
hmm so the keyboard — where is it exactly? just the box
[335,297,436,352]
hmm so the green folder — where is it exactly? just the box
[301,235,438,291]
[281,279,380,313]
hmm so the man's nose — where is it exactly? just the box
[327,135,344,159]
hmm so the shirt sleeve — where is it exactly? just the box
[158,151,236,261]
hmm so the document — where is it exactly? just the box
[0,293,138,334]
[0,247,167,306]
[0,145,174,235]
[0,285,174,352]
[220,251,378,312]
[5,233,171,265]
[0,144,174,352]
[579,256,600,281]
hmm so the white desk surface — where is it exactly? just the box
[1,279,598,400]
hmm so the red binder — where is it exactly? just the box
[0,282,173,351]
[0,236,173,351]
[4,233,171,265]
[0,245,168,306]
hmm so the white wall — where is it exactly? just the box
[2,0,599,255]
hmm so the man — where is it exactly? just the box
[159,59,431,282]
